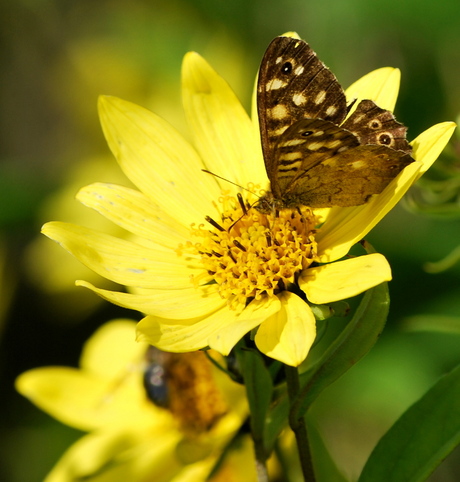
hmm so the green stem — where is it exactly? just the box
[285,365,316,482]
[253,436,269,482]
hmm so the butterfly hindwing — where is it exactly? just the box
[342,100,413,153]
[290,144,414,208]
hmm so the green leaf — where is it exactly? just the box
[264,391,289,453]
[307,417,350,482]
[293,281,390,419]
[237,348,274,445]
[358,363,460,482]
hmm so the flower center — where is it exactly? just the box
[186,190,319,306]
[144,348,228,434]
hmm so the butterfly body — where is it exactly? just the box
[255,36,414,212]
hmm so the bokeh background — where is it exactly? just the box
[1,0,460,480]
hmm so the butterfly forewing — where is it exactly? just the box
[257,37,348,181]
[256,35,415,212]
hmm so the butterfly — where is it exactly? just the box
[255,36,414,213]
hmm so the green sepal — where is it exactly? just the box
[358,363,460,482]
[310,301,351,321]
[310,303,335,320]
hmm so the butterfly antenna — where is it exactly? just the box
[202,170,270,233]
[201,169,261,198]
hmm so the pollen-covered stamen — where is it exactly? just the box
[237,192,248,215]
[186,190,319,306]
[265,232,272,247]
[233,239,247,252]
[204,215,225,232]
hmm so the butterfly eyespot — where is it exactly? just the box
[378,133,392,145]
[301,130,314,137]
[281,62,293,74]
[370,120,381,129]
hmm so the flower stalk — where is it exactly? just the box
[254,444,269,482]
[285,364,316,482]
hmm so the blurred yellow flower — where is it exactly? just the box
[42,46,455,366]
[24,156,131,318]
[16,320,249,482]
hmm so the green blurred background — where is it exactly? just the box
[1,0,460,480]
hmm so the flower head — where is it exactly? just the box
[42,39,455,366]
[16,320,248,482]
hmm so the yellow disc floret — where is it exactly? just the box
[185,190,319,306]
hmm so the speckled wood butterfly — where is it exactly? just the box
[255,36,414,212]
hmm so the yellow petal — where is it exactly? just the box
[208,296,281,355]
[136,304,244,353]
[80,319,144,376]
[77,183,191,249]
[77,280,226,319]
[16,368,105,431]
[255,292,316,366]
[280,31,301,39]
[299,253,392,304]
[182,52,267,189]
[42,222,206,289]
[15,322,164,431]
[98,95,221,225]
[345,67,401,113]
[45,428,183,482]
[411,121,457,177]
[15,366,161,432]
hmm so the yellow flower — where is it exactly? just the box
[42,44,455,366]
[24,156,131,318]
[16,320,249,482]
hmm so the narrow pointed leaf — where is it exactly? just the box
[358,363,460,482]
[264,391,289,453]
[237,349,274,446]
